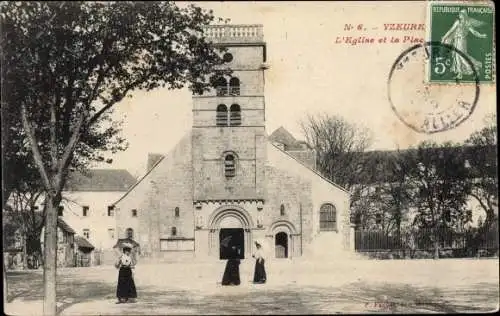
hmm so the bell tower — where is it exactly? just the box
[192,24,268,201]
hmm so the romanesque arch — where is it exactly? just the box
[268,220,298,259]
[208,205,254,259]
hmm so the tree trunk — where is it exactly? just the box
[43,195,58,316]
[433,227,440,259]
[3,258,7,303]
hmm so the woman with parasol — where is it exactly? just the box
[115,242,137,303]
[252,241,267,284]
[220,236,241,286]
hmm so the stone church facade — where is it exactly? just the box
[113,24,353,262]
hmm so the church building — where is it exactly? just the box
[113,24,354,262]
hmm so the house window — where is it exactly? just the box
[216,104,228,126]
[83,229,90,239]
[319,203,337,231]
[171,227,177,236]
[107,206,114,217]
[229,104,241,126]
[229,77,240,95]
[82,206,89,217]
[57,206,64,217]
[280,204,286,216]
[224,154,236,178]
[375,213,382,225]
[126,228,134,239]
[174,207,180,217]
[131,209,137,217]
[58,229,65,244]
[108,228,115,239]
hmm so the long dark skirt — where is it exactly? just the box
[253,259,267,283]
[116,267,137,299]
[221,259,241,285]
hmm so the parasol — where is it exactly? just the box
[220,236,232,248]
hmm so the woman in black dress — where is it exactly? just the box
[221,245,241,286]
[115,246,137,303]
[252,242,267,284]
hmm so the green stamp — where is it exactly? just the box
[428,2,495,83]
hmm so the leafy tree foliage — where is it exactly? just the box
[405,141,472,259]
[1,1,226,313]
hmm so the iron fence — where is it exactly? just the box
[355,226,499,258]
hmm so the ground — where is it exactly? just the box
[4,258,499,315]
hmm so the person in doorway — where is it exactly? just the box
[252,241,267,284]
[115,245,137,303]
[221,245,241,286]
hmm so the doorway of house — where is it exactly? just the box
[275,232,288,258]
[219,228,244,260]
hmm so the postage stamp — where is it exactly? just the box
[427,1,495,83]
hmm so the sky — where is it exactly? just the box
[96,1,497,178]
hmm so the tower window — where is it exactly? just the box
[223,53,233,63]
[224,154,236,178]
[131,209,137,217]
[171,227,177,236]
[229,77,240,95]
[174,207,180,217]
[214,77,228,96]
[107,206,115,217]
[82,206,89,217]
[320,203,337,231]
[216,104,228,126]
[229,104,241,126]
[280,204,285,216]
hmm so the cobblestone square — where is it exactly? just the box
[4,258,499,315]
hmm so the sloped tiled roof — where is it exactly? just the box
[269,127,310,151]
[57,218,75,234]
[65,169,136,192]
[75,236,95,249]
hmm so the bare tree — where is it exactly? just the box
[300,113,373,189]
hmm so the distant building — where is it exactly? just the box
[40,218,76,268]
[59,169,136,251]
[113,25,353,263]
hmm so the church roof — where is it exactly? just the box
[65,169,136,192]
[269,127,311,151]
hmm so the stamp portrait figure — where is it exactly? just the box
[441,9,487,79]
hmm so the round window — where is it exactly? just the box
[223,53,233,63]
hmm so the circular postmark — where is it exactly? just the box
[388,41,480,134]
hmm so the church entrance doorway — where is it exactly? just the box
[275,232,288,258]
[219,228,244,260]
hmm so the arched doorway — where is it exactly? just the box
[268,220,297,259]
[219,215,244,259]
[274,232,288,258]
[275,232,288,258]
[208,206,253,259]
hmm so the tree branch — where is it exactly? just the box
[21,103,53,192]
